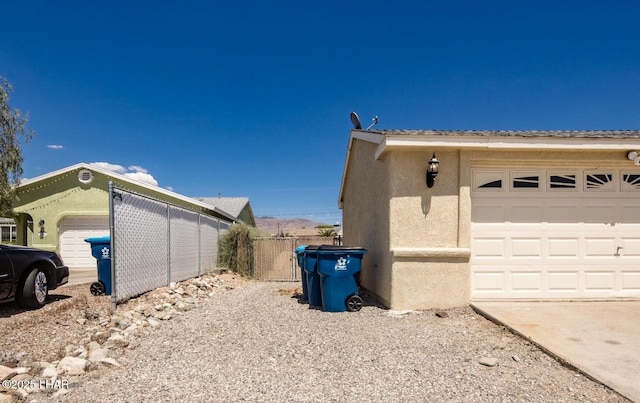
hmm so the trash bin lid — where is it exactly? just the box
[84,236,111,243]
[317,245,366,252]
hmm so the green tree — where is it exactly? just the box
[1,77,34,216]
[316,225,336,237]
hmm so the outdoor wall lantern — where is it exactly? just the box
[426,153,439,188]
[38,219,48,239]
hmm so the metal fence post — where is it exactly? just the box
[108,181,117,313]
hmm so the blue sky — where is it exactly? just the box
[2,1,640,225]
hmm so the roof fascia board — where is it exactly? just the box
[374,135,640,160]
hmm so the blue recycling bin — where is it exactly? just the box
[84,236,112,296]
[315,245,367,312]
[303,246,323,308]
[295,245,308,301]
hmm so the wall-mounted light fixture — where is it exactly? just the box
[627,151,640,166]
[426,153,439,188]
[38,219,47,239]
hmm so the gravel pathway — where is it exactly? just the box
[58,281,626,402]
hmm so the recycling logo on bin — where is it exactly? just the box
[101,247,110,259]
[335,256,348,271]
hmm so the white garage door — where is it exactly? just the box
[471,168,640,299]
[59,216,109,270]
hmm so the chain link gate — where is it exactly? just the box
[109,182,231,310]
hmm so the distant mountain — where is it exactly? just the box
[255,217,331,235]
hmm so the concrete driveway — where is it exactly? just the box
[472,301,640,402]
[61,268,97,287]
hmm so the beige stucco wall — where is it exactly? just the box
[340,134,637,310]
[341,139,393,306]
[386,149,471,309]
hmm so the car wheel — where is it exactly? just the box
[17,268,48,309]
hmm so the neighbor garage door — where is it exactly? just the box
[471,168,640,299]
[59,216,109,270]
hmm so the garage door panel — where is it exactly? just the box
[548,272,579,291]
[511,238,542,257]
[621,205,640,222]
[584,238,616,256]
[472,167,640,300]
[621,272,640,290]
[548,238,579,257]
[585,272,616,290]
[59,216,109,269]
[621,239,640,255]
[473,238,505,257]
[511,272,542,291]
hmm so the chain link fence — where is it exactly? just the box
[109,183,231,308]
[252,236,335,281]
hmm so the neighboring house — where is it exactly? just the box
[195,197,256,226]
[339,129,640,310]
[12,163,238,270]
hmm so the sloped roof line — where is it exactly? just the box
[17,162,237,222]
[369,129,640,138]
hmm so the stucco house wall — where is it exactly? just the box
[340,129,640,310]
[341,138,393,306]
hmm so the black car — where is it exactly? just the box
[0,244,69,308]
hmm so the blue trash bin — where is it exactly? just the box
[295,245,308,301]
[315,245,367,312]
[84,236,112,296]
[303,245,323,308]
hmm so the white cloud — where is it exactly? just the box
[124,172,158,186]
[166,186,174,191]
[128,165,148,174]
[47,145,63,150]
[91,162,127,174]
[91,162,158,186]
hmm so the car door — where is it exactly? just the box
[0,249,14,299]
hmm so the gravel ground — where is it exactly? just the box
[55,281,626,403]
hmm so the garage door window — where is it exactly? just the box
[622,174,640,191]
[549,174,576,190]
[585,173,614,191]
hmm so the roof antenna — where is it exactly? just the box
[366,116,379,130]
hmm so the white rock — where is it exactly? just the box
[57,356,88,375]
[147,317,161,327]
[42,366,58,378]
[107,333,130,348]
[88,348,112,363]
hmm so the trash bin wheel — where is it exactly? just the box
[346,295,363,312]
[90,281,106,296]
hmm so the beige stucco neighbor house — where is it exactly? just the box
[339,129,640,310]
[11,163,240,270]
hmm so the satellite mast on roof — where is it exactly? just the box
[350,112,379,130]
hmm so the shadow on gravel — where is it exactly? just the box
[286,287,388,311]
[0,293,73,318]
